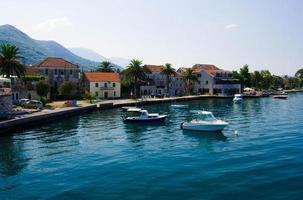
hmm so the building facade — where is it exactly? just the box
[33,57,79,88]
[140,65,185,97]
[84,72,121,99]
[193,64,241,96]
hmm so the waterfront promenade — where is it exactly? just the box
[1,89,302,134]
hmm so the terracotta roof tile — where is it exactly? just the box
[33,57,78,69]
[84,72,120,82]
[25,67,42,76]
[144,65,163,73]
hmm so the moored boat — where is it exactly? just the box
[124,110,167,123]
[233,94,243,103]
[180,111,228,132]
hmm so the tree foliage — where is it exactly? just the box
[96,61,114,72]
[35,80,49,98]
[58,81,74,99]
[160,63,176,96]
[0,43,25,78]
[183,68,198,95]
[121,59,147,98]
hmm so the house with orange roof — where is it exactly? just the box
[193,64,241,96]
[83,72,121,99]
[33,57,80,88]
[140,65,185,96]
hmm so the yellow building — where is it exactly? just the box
[84,72,121,99]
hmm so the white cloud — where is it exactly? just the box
[225,24,238,29]
[35,17,72,31]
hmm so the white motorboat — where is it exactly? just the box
[233,94,243,103]
[180,111,228,132]
[273,91,288,99]
[122,106,141,112]
[124,110,167,123]
[171,104,189,108]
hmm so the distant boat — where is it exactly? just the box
[180,111,228,132]
[233,94,243,103]
[273,91,288,99]
[121,106,142,112]
[124,110,167,123]
[171,104,189,108]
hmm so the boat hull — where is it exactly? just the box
[181,122,228,132]
[124,115,167,123]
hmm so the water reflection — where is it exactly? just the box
[0,136,28,177]
[182,130,227,142]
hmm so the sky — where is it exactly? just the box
[1,0,303,75]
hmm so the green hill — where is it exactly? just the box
[0,24,100,70]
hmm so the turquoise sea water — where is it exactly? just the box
[1,93,303,200]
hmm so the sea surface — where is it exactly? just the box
[1,93,303,200]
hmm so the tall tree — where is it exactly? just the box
[0,44,25,78]
[160,63,176,96]
[96,61,114,72]
[239,64,251,87]
[122,59,147,98]
[183,68,198,95]
[260,70,272,89]
[250,71,262,89]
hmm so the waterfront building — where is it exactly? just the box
[140,65,185,97]
[83,72,121,99]
[0,78,12,118]
[11,67,43,102]
[33,57,80,88]
[193,64,241,96]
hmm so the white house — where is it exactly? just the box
[193,64,241,96]
[84,72,121,99]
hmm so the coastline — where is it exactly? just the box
[1,90,303,135]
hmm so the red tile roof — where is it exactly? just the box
[144,65,163,73]
[25,67,42,76]
[33,57,78,69]
[192,64,224,76]
[84,72,120,82]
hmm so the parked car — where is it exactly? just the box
[23,100,43,109]
[16,98,30,106]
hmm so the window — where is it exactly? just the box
[95,83,99,87]
[95,92,98,97]
[55,69,58,75]
[113,83,116,87]
[114,91,116,97]
[45,69,48,75]
[61,70,64,75]
[70,70,73,75]
[206,81,208,85]
[104,83,108,88]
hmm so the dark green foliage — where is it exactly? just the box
[58,81,75,99]
[0,43,25,78]
[35,80,49,98]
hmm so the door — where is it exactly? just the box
[104,91,108,99]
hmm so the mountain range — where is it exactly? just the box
[68,47,131,68]
[0,24,128,71]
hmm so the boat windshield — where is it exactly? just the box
[198,113,216,121]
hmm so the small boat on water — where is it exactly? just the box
[273,95,288,99]
[272,91,288,99]
[171,104,189,108]
[233,94,243,103]
[180,111,228,132]
[124,110,167,123]
[122,106,142,112]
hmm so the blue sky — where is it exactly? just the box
[1,0,302,75]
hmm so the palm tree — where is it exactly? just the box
[97,61,114,72]
[0,44,25,78]
[160,63,176,96]
[295,68,303,78]
[122,59,146,98]
[183,68,198,95]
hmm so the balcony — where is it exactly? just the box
[100,87,115,90]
